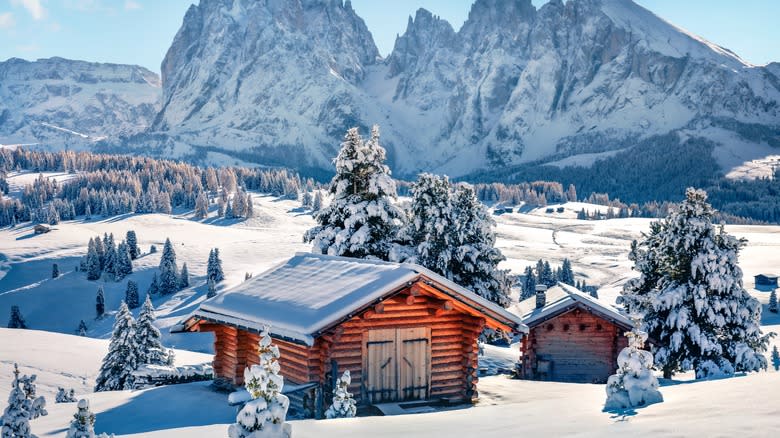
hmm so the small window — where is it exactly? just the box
[546,324,554,331]
[579,324,588,331]
[563,324,570,331]
[596,324,603,331]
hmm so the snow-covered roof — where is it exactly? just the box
[185,253,526,345]
[513,282,633,330]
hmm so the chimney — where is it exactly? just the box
[535,284,548,309]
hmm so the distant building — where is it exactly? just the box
[754,274,778,291]
[513,283,634,384]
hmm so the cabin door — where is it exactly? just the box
[366,327,430,404]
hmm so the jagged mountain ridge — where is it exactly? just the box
[0,57,161,147]
[134,0,779,179]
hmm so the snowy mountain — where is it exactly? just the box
[128,0,779,180]
[0,57,161,147]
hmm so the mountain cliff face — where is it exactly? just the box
[0,57,161,147]
[139,0,779,179]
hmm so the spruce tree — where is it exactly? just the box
[407,173,453,273]
[769,289,778,313]
[621,188,771,378]
[125,281,139,309]
[102,234,116,280]
[52,263,59,279]
[86,242,101,281]
[158,238,178,295]
[448,184,511,307]
[115,242,132,280]
[304,126,404,260]
[1,364,34,438]
[772,346,780,371]
[8,305,27,329]
[207,248,224,283]
[179,263,190,290]
[95,302,138,391]
[66,399,96,438]
[135,296,166,366]
[560,259,575,285]
[95,287,105,319]
[521,266,537,301]
[605,322,663,410]
[93,237,105,271]
[125,230,139,260]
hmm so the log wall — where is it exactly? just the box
[522,307,628,383]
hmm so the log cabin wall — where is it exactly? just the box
[522,308,628,383]
[317,284,485,405]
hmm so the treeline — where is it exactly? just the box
[0,148,308,226]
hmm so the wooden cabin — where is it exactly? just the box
[176,253,526,415]
[514,283,633,384]
[754,274,778,290]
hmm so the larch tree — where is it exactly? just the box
[621,188,771,378]
[304,126,404,261]
[95,302,138,392]
[194,192,209,220]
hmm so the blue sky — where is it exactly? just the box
[0,0,777,73]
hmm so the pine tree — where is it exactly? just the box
[135,296,166,366]
[769,289,778,313]
[407,173,453,272]
[93,237,105,271]
[66,399,95,438]
[521,266,537,301]
[149,245,157,254]
[448,184,511,307]
[207,248,224,283]
[78,320,88,336]
[8,305,27,329]
[55,387,77,404]
[560,259,575,285]
[95,287,105,319]
[86,242,101,281]
[124,281,139,309]
[52,263,59,279]
[304,126,404,260]
[325,370,356,419]
[95,302,138,391]
[1,364,34,438]
[84,204,92,220]
[158,238,178,295]
[771,346,780,371]
[605,321,663,410]
[125,231,139,260]
[147,273,159,296]
[114,242,132,280]
[621,188,771,378]
[178,263,190,290]
[194,192,209,220]
[18,373,47,419]
[312,191,323,212]
[228,327,290,438]
[102,234,116,280]
[542,261,554,286]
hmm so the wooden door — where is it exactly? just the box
[366,329,397,403]
[398,327,430,401]
[365,327,431,404]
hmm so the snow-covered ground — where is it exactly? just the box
[2,195,779,436]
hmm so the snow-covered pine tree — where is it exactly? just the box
[621,188,771,378]
[1,364,35,438]
[194,192,209,220]
[55,388,77,404]
[52,263,59,279]
[124,281,139,309]
[448,184,511,307]
[179,263,190,290]
[84,204,92,220]
[95,302,138,392]
[324,370,356,419]
[312,191,323,212]
[301,191,313,209]
[406,173,453,272]
[604,321,663,410]
[114,242,132,280]
[158,238,178,295]
[86,242,101,281]
[95,287,105,319]
[134,296,166,366]
[228,327,291,438]
[125,231,139,260]
[245,193,254,219]
[521,266,537,301]
[304,126,404,261]
[102,234,117,280]
[93,237,105,271]
[769,289,778,313]
[207,248,224,283]
[147,273,159,296]
[8,305,27,329]
[66,399,112,438]
[207,279,217,298]
[19,373,47,419]
[78,320,88,336]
